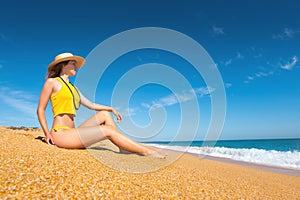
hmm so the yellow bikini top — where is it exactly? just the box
[50,77,80,117]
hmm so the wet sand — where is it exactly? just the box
[1,126,300,199]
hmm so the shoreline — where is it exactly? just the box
[146,143,300,177]
[191,152,300,177]
[151,147,300,177]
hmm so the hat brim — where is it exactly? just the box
[48,55,85,72]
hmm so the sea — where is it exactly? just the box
[146,138,300,171]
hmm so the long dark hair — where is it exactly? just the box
[47,60,69,78]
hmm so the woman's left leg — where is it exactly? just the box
[77,111,166,157]
[78,111,117,130]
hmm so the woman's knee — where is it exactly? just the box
[98,110,110,116]
[96,111,111,120]
[94,111,109,124]
[102,126,118,139]
[97,111,117,130]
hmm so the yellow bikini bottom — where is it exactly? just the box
[52,126,70,132]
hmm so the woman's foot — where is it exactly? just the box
[119,148,167,158]
[146,150,167,159]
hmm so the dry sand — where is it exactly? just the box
[1,126,300,199]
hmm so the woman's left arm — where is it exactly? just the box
[77,88,122,122]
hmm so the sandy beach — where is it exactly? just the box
[1,126,300,199]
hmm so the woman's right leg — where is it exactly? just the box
[51,125,164,157]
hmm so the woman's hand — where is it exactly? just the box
[88,102,123,123]
[112,108,123,123]
[46,132,56,146]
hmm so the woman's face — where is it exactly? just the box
[63,60,78,76]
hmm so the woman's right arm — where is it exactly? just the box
[37,79,54,144]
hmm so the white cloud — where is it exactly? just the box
[284,28,294,38]
[247,76,254,80]
[255,72,272,77]
[245,71,274,83]
[115,106,137,117]
[194,86,216,96]
[244,55,298,84]
[212,26,225,35]
[272,28,300,39]
[236,52,244,59]
[122,108,136,117]
[280,56,298,70]
[10,90,36,100]
[225,83,232,88]
[158,94,182,106]
[222,52,244,66]
[224,59,232,66]
[0,87,37,118]
[141,103,151,109]
[142,86,216,109]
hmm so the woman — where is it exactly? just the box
[37,52,165,158]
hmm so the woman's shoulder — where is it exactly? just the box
[46,77,60,82]
[44,77,60,87]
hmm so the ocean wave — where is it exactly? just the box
[148,144,300,170]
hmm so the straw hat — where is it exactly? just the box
[48,52,85,72]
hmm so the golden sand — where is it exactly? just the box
[1,126,300,199]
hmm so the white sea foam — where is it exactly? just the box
[148,144,300,170]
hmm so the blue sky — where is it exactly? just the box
[0,0,299,141]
